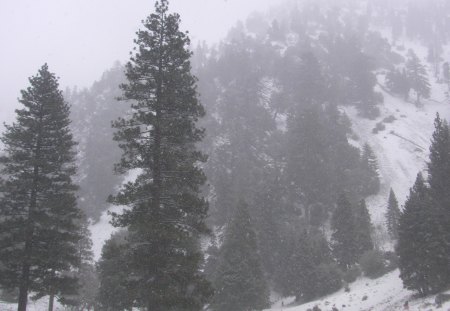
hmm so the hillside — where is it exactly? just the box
[2,0,450,310]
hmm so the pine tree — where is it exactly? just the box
[109,1,212,309]
[211,200,269,311]
[385,188,401,240]
[354,199,374,257]
[331,193,358,270]
[97,231,134,311]
[397,173,447,295]
[290,231,320,302]
[406,50,431,104]
[426,114,450,286]
[68,217,98,310]
[0,64,83,311]
[361,143,380,196]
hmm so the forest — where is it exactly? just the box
[1,0,450,310]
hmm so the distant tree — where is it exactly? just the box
[406,50,431,104]
[252,182,284,282]
[68,64,127,221]
[426,45,443,78]
[360,143,380,196]
[331,194,358,270]
[398,173,447,295]
[0,64,83,311]
[290,231,319,302]
[211,200,270,311]
[278,228,337,301]
[67,217,98,310]
[109,0,212,309]
[385,188,401,240]
[442,62,450,83]
[354,199,374,257]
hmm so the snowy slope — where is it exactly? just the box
[266,39,450,311]
[347,85,450,226]
[267,270,450,311]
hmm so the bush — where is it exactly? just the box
[315,263,343,297]
[372,122,386,134]
[359,250,386,279]
[383,115,397,123]
[342,265,361,283]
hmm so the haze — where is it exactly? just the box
[0,0,278,130]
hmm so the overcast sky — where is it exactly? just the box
[0,0,279,130]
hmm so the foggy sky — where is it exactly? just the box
[0,0,279,131]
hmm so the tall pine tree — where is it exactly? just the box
[331,193,358,270]
[385,188,401,241]
[109,1,212,309]
[406,50,431,104]
[211,200,269,311]
[354,199,374,258]
[0,64,83,311]
[398,173,447,295]
[426,114,450,286]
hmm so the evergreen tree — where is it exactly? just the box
[252,180,284,282]
[0,64,83,311]
[354,199,374,257]
[360,143,380,196]
[331,193,358,270]
[290,231,318,302]
[211,200,269,311]
[97,231,134,311]
[385,188,401,240]
[68,217,98,310]
[406,50,431,104]
[109,1,212,309]
[397,173,447,295]
[426,114,450,285]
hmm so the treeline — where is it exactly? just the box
[397,114,450,296]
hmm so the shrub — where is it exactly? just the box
[372,122,386,134]
[383,115,397,123]
[359,250,386,279]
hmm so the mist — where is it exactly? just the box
[0,0,278,130]
[1,0,450,310]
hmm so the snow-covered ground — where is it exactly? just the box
[347,84,450,227]
[267,270,450,311]
[0,298,64,311]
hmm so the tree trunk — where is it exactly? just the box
[18,112,43,311]
[48,294,54,311]
[17,259,30,311]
